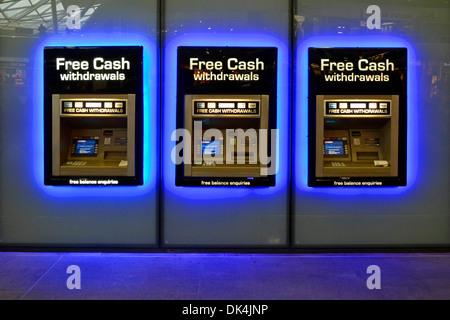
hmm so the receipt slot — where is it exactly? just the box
[183,94,270,181]
[315,95,399,181]
[51,94,136,182]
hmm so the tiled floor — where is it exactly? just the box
[0,252,449,300]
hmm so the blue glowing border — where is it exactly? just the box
[162,33,290,199]
[33,33,157,197]
[295,35,418,196]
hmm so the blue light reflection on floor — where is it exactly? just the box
[1,252,449,300]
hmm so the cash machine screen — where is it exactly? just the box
[72,138,99,157]
[202,141,221,155]
[324,140,344,155]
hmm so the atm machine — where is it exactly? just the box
[315,95,399,179]
[182,94,271,183]
[51,94,136,179]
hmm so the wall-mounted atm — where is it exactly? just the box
[316,95,399,180]
[176,46,278,187]
[184,94,269,180]
[52,94,135,179]
[308,47,407,187]
[44,46,143,186]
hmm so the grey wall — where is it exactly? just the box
[293,0,450,247]
[161,0,291,247]
[0,0,159,247]
[0,0,448,249]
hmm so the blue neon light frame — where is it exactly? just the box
[295,35,418,196]
[162,32,290,200]
[33,33,158,197]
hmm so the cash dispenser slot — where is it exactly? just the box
[105,151,127,160]
[357,152,379,161]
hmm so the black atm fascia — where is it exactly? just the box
[51,94,136,181]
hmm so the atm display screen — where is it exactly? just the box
[75,139,97,155]
[202,141,221,156]
[324,140,344,155]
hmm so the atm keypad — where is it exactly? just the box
[64,161,87,166]
[331,162,346,167]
